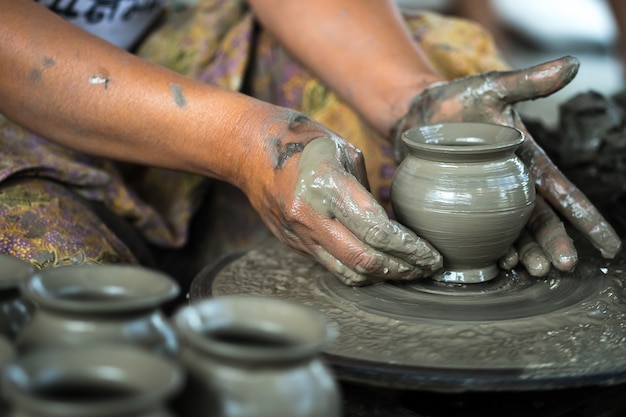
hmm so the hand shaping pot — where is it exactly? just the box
[391,122,536,283]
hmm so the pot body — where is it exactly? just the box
[14,264,179,355]
[2,345,183,417]
[172,296,341,417]
[15,308,177,356]
[391,123,536,283]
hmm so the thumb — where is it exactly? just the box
[489,55,580,105]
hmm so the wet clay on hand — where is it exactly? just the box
[256,133,442,286]
[296,137,443,285]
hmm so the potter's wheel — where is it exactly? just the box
[190,233,626,393]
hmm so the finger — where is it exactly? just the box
[498,246,518,270]
[515,118,622,258]
[310,245,422,287]
[526,195,577,272]
[328,183,443,270]
[305,218,438,286]
[516,229,552,277]
[488,55,580,106]
[294,137,442,278]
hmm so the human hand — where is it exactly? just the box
[391,55,622,276]
[243,112,442,286]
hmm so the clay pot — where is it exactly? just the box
[391,122,536,283]
[0,335,15,415]
[1,344,184,417]
[0,254,35,339]
[15,264,179,356]
[172,295,341,417]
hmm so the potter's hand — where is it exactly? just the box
[392,55,622,276]
[245,121,442,286]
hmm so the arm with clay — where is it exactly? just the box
[0,0,442,285]
[247,0,622,276]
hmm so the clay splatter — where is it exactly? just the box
[287,112,312,132]
[170,83,186,108]
[89,74,109,89]
[268,137,304,170]
[29,56,55,83]
[29,68,42,83]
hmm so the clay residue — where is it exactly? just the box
[89,69,110,90]
[29,56,55,83]
[169,83,186,108]
[267,137,304,170]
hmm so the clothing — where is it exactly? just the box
[36,0,166,50]
[0,0,507,271]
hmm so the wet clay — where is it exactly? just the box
[294,136,442,286]
[391,123,535,283]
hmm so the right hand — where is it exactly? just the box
[390,56,621,276]
[242,110,442,286]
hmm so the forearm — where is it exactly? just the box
[0,0,308,193]
[246,0,442,137]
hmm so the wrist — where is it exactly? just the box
[368,73,444,139]
[217,100,335,197]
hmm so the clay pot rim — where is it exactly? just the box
[1,344,184,416]
[0,254,35,290]
[402,122,524,154]
[21,264,179,313]
[174,295,335,363]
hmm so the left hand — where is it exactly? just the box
[391,55,622,276]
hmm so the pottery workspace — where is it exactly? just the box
[186,92,626,416]
[3,0,626,416]
[188,7,626,415]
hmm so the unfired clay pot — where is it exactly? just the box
[0,335,15,415]
[391,122,536,283]
[1,344,183,417]
[0,254,35,339]
[15,264,179,355]
[172,295,341,417]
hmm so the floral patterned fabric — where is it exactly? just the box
[0,0,507,269]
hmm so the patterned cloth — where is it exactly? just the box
[0,0,507,270]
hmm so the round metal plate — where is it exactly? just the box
[190,236,626,393]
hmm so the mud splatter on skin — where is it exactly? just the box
[287,112,312,132]
[29,56,55,83]
[269,139,305,170]
[169,83,186,108]
[89,68,110,90]
[265,111,318,170]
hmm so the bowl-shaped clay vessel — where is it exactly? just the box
[2,344,183,417]
[15,264,180,356]
[391,122,536,283]
[0,254,35,339]
[172,295,341,417]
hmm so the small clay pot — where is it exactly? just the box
[0,335,15,415]
[391,122,536,283]
[1,344,184,417]
[172,295,341,417]
[15,264,179,356]
[0,254,35,339]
